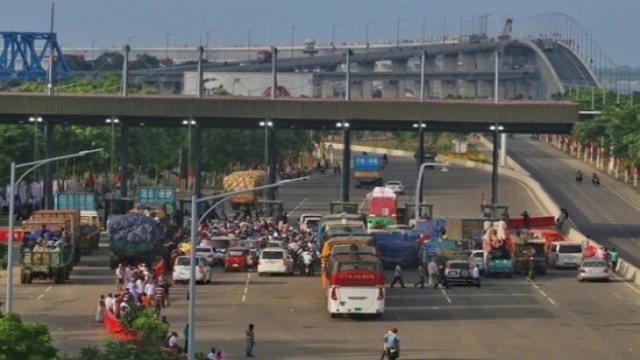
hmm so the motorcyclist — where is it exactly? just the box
[592,172,600,185]
[300,247,314,274]
[575,170,583,182]
[383,328,400,357]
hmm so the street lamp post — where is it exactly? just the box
[127,35,137,48]
[5,148,103,314]
[443,15,451,44]
[182,119,197,192]
[422,17,428,44]
[90,38,102,62]
[332,23,339,55]
[165,32,176,61]
[366,21,373,51]
[28,116,43,179]
[105,118,120,189]
[185,178,306,360]
[414,161,449,222]
[248,27,258,61]
[206,29,215,49]
[291,25,299,58]
[396,18,405,47]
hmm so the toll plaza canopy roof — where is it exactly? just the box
[0,93,578,133]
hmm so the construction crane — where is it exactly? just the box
[498,18,513,41]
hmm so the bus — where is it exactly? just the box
[325,252,385,318]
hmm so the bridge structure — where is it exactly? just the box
[0,12,599,211]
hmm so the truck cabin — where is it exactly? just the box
[329,202,359,214]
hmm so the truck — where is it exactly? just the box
[54,193,102,254]
[108,214,163,269]
[31,210,82,265]
[513,237,548,275]
[54,192,97,211]
[353,155,384,188]
[482,220,515,278]
[20,219,74,284]
[329,201,358,214]
[368,187,397,221]
[223,170,268,211]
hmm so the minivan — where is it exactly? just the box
[548,241,583,268]
[257,247,294,275]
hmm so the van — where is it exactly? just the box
[548,241,583,268]
[257,247,294,275]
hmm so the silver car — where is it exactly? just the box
[577,259,611,282]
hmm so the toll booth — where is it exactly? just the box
[329,201,359,214]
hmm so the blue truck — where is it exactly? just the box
[353,155,384,188]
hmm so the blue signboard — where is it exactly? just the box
[137,186,175,205]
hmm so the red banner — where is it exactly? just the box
[507,216,556,229]
[0,228,23,243]
[103,310,139,341]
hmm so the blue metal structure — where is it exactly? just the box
[0,32,70,81]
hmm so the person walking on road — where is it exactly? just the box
[115,263,124,291]
[436,264,450,289]
[427,259,438,287]
[414,263,426,289]
[610,248,619,271]
[246,323,255,357]
[390,264,406,288]
[526,255,536,282]
[471,265,481,288]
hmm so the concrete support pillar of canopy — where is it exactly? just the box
[43,121,55,209]
[193,126,203,197]
[119,125,129,199]
[340,125,351,202]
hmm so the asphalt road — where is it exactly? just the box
[507,135,640,269]
[2,155,639,359]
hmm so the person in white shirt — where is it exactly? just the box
[390,264,405,288]
[471,264,481,289]
[104,293,115,313]
[206,347,217,360]
[144,280,156,298]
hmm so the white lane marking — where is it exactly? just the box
[612,273,640,295]
[513,178,547,215]
[440,289,452,303]
[527,281,559,308]
[600,181,640,212]
[242,273,251,302]
[36,286,52,301]
[287,198,307,216]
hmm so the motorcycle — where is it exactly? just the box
[380,347,400,360]
[575,174,583,183]
[592,176,600,186]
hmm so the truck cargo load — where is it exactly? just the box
[223,170,267,207]
[353,155,384,188]
[31,210,82,265]
[108,214,163,269]
[370,230,419,268]
[482,219,515,277]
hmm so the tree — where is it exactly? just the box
[0,313,59,360]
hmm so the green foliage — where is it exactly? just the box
[0,313,59,360]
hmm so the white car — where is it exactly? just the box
[173,255,213,284]
[469,250,485,273]
[385,180,405,195]
[578,259,611,282]
[195,245,223,267]
[257,247,295,275]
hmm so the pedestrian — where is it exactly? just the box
[115,263,124,291]
[183,323,189,355]
[104,293,115,314]
[390,264,406,288]
[215,350,225,360]
[414,263,426,289]
[427,258,438,287]
[610,248,619,270]
[526,255,536,282]
[246,323,255,357]
[95,294,105,322]
[207,347,217,360]
[471,265,481,288]
[437,264,450,289]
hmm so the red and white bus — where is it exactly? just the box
[325,252,385,318]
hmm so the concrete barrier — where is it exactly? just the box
[325,141,640,288]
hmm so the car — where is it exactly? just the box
[257,247,295,276]
[224,247,250,272]
[469,250,485,274]
[298,213,322,232]
[578,259,611,282]
[195,245,223,267]
[385,180,405,195]
[172,255,213,284]
[444,260,474,286]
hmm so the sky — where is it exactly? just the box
[3,0,639,65]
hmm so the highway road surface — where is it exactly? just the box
[507,135,640,269]
[1,155,639,359]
